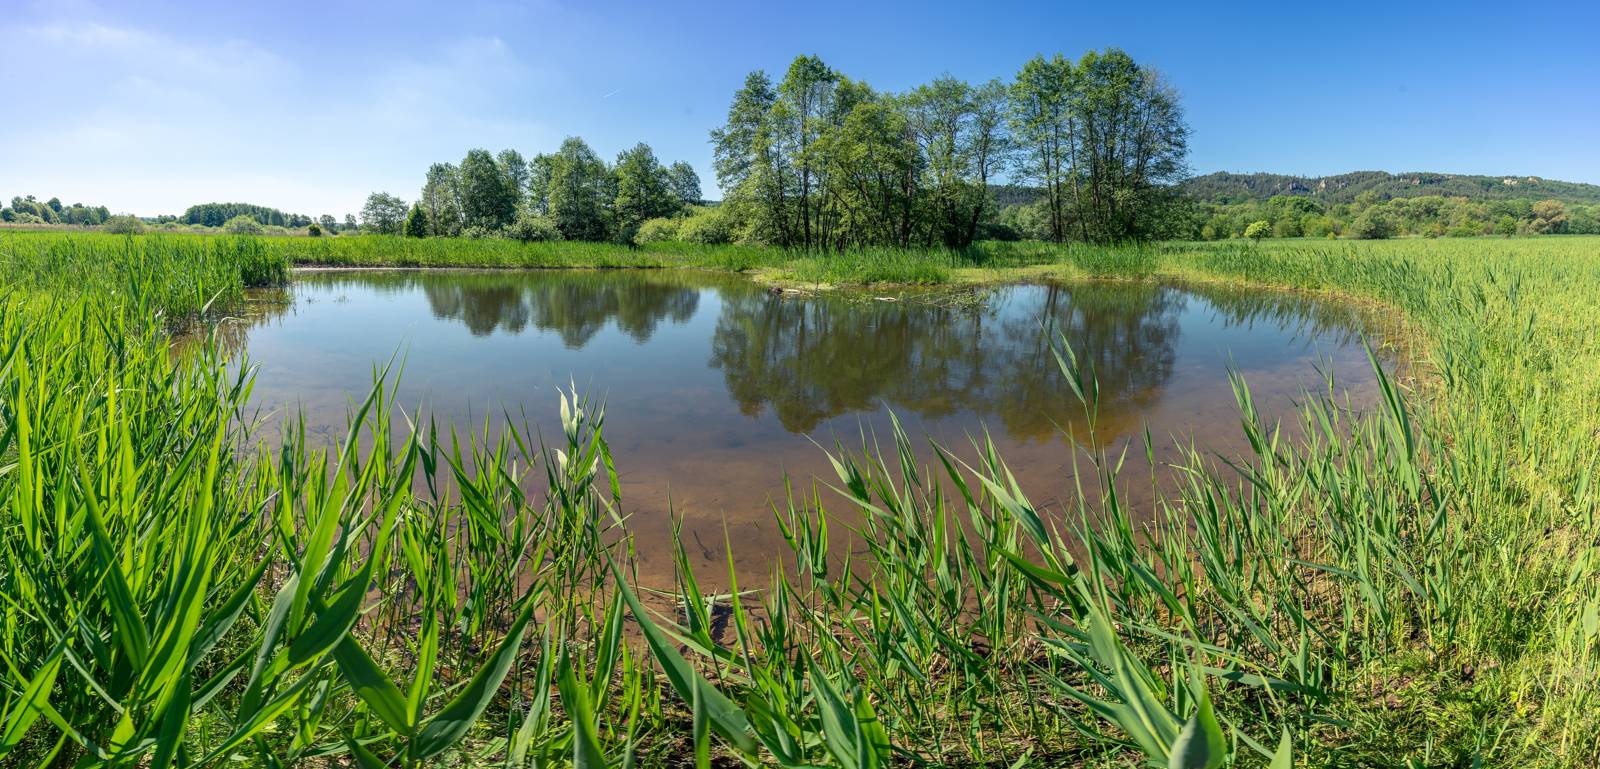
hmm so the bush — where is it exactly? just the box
[460,224,505,240]
[307,222,323,237]
[678,208,733,245]
[103,215,145,235]
[1301,215,1336,238]
[1347,210,1394,240]
[223,215,263,235]
[1244,220,1271,241]
[506,211,562,243]
[633,217,680,245]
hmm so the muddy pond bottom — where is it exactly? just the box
[226,269,1384,584]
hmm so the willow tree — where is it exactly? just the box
[1010,48,1187,243]
[419,162,464,237]
[1009,54,1076,242]
[904,76,1011,247]
[711,70,789,245]
[459,149,519,230]
[546,137,614,242]
[1072,49,1188,241]
[613,143,678,240]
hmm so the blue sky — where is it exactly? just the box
[4,0,1597,217]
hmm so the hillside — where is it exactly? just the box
[1182,171,1600,205]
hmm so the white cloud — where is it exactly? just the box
[0,17,557,216]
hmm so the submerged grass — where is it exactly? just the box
[0,229,1597,767]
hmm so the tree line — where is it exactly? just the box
[1182,170,1600,206]
[1184,193,1596,240]
[364,48,1188,248]
[181,202,315,229]
[2,195,112,226]
[363,143,703,242]
[710,49,1187,248]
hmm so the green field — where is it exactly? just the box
[1,229,1597,767]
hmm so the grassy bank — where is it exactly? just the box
[0,229,1597,767]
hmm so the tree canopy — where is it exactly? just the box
[711,49,1188,248]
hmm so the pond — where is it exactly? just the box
[228,269,1383,581]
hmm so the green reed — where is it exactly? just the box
[0,231,1596,767]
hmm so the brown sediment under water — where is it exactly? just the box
[218,268,1389,587]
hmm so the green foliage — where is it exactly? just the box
[1177,191,1600,240]
[403,203,429,238]
[1244,220,1271,240]
[103,215,145,234]
[1184,169,1600,206]
[223,213,263,234]
[666,160,701,206]
[458,148,518,229]
[632,216,680,245]
[1348,207,1394,239]
[505,209,562,242]
[546,137,615,242]
[361,192,408,235]
[419,163,464,237]
[5,195,113,226]
[677,206,734,245]
[182,201,311,228]
[1528,199,1569,234]
[709,49,1181,249]
[613,143,680,241]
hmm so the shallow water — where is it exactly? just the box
[227,269,1382,581]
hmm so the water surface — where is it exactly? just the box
[231,269,1381,579]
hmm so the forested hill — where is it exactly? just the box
[1182,171,1600,205]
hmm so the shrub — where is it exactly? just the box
[460,225,503,240]
[1347,210,1393,240]
[679,207,733,245]
[223,214,263,235]
[103,215,145,235]
[307,222,323,237]
[633,217,680,245]
[506,211,562,243]
[1301,215,1336,238]
[1244,220,1271,241]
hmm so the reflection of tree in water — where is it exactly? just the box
[418,273,700,345]
[297,271,702,345]
[709,283,1184,440]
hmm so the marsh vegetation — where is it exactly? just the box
[1,228,1597,767]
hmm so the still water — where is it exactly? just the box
[230,269,1381,579]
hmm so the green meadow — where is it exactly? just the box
[1,229,1597,767]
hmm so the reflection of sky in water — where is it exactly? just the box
[229,270,1382,580]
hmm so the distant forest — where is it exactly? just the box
[1173,171,1600,239]
[1182,171,1600,206]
